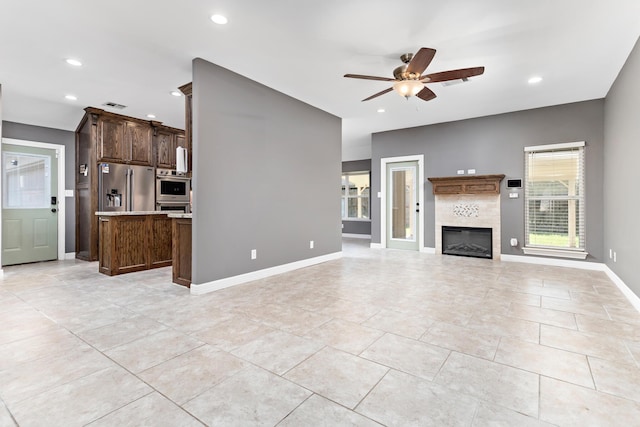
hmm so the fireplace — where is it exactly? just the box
[429,174,504,260]
[442,226,493,259]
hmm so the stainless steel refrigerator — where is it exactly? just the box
[98,163,155,212]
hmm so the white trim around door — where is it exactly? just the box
[379,155,425,250]
[1,138,66,264]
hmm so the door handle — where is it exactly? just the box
[51,208,57,213]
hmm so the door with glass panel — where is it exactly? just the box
[386,161,419,250]
[2,144,58,265]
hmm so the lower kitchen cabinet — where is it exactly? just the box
[171,217,192,287]
[98,213,172,276]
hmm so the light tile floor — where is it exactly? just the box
[2,238,640,426]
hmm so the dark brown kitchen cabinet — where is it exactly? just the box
[153,126,185,169]
[76,107,184,261]
[127,121,153,165]
[155,129,174,169]
[98,117,126,162]
[98,213,172,275]
[172,217,192,287]
[179,82,193,174]
[97,113,152,165]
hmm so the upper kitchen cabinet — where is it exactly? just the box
[179,82,193,173]
[127,121,153,165]
[95,109,152,165]
[153,125,186,169]
[98,116,125,162]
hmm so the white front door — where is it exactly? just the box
[2,144,59,265]
[386,160,419,250]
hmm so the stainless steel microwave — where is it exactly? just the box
[156,169,190,203]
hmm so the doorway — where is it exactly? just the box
[380,155,424,251]
[1,139,66,266]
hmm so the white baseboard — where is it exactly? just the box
[421,247,436,254]
[64,252,76,260]
[502,254,640,313]
[501,254,604,271]
[190,252,342,295]
[604,266,640,313]
[342,233,371,239]
[370,243,383,249]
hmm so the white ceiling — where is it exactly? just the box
[1,1,639,160]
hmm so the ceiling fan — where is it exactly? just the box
[344,47,484,102]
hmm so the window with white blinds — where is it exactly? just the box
[524,141,585,252]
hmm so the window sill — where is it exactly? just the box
[522,247,588,260]
[342,218,371,222]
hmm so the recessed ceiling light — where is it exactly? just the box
[170,91,182,97]
[210,14,228,25]
[528,76,543,84]
[65,58,82,67]
[146,114,156,119]
[65,94,77,101]
[377,108,385,113]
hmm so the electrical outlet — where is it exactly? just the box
[613,252,617,263]
[251,249,257,260]
[457,169,465,175]
[467,169,476,174]
[609,249,613,259]
[310,240,314,249]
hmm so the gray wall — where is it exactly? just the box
[342,159,371,235]
[604,37,640,294]
[2,120,76,253]
[191,58,342,284]
[371,100,605,262]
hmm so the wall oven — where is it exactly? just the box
[156,201,190,213]
[156,168,190,205]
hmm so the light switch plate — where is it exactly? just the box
[65,189,74,197]
[509,192,519,198]
[457,170,465,175]
[467,169,476,174]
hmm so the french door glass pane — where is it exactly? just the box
[391,169,415,240]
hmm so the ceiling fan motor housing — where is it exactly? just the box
[393,64,422,81]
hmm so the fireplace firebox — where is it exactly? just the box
[442,226,492,259]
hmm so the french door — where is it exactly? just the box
[386,160,419,250]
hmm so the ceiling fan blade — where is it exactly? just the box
[416,86,437,102]
[362,87,394,102]
[406,48,436,75]
[344,73,395,82]
[422,66,485,83]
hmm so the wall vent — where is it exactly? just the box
[102,102,127,109]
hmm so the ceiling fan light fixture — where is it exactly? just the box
[393,80,424,99]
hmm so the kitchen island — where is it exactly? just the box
[168,213,192,287]
[96,211,172,276]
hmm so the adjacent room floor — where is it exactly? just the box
[2,238,640,426]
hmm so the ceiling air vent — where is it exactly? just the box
[441,78,469,87]
[102,102,127,109]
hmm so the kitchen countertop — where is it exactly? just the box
[167,213,192,219]
[95,211,170,216]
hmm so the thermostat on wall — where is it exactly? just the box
[507,179,522,188]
